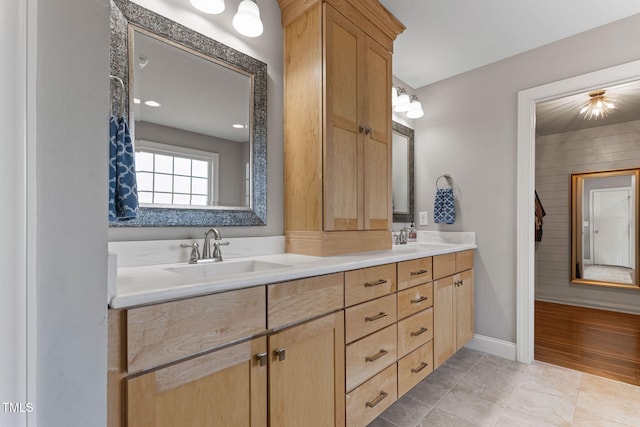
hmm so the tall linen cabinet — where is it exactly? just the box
[279,0,405,256]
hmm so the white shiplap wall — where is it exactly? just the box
[535,119,640,313]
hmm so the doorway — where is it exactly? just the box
[516,59,640,364]
[590,188,632,267]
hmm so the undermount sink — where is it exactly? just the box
[165,259,292,279]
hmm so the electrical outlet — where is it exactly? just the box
[419,211,429,225]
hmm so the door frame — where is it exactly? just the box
[516,59,640,363]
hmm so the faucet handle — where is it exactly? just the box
[180,243,200,264]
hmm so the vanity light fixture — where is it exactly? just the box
[393,86,423,119]
[233,0,263,37]
[406,95,424,119]
[579,89,616,120]
[190,0,225,14]
[394,87,411,112]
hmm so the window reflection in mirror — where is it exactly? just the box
[571,169,640,288]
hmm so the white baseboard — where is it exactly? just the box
[464,334,517,361]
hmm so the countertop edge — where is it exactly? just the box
[110,243,477,309]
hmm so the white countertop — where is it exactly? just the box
[110,242,476,309]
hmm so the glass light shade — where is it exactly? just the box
[233,0,264,37]
[406,102,424,119]
[391,86,398,107]
[190,0,225,14]
[395,93,411,112]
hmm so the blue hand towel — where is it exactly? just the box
[434,188,455,224]
[108,115,139,221]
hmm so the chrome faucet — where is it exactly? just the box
[397,227,412,245]
[201,228,229,262]
[180,242,200,264]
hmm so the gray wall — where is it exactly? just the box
[35,0,109,424]
[535,120,640,312]
[414,13,640,343]
[108,0,283,241]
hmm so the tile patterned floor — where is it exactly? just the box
[369,348,640,427]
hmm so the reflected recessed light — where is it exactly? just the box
[232,123,246,129]
[133,98,141,104]
[144,100,161,107]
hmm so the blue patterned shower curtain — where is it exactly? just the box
[109,114,139,221]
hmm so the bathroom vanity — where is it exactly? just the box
[107,243,475,427]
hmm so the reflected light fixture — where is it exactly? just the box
[391,86,398,107]
[190,0,225,14]
[394,87,411,112]
[233,0,264,38]
[579,89,616,120]
[406,95,424,119]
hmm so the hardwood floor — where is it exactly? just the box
[535,300,640,386]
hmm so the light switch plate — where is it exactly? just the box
[419,211,429,225]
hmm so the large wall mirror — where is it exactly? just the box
[110,0,267,227]
[392,122,414,223]
[571,169,640,288]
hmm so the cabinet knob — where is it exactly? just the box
[274,348,286,362]
[255,352,268,367]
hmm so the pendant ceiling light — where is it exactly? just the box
[233,0,264,38]
[579,89,616,120]
[190,0,225,14]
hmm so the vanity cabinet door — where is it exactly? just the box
[455,269,474,351]
[126,336,267,427]
[269,311,345,427]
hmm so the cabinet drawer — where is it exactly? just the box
[397,308,433,358]
[345,294,396,344]
[433,253,456,279]
[398,341,433,397]
[346,363,397,427]
[397,257,432,290]
[397,282,433,320]
[456,250,474,271]
[346,324,397,392]
[127,286,266,373]
[268,273,344,329]
[345,263,396,307]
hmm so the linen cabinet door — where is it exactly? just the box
[126,337,267,427]
[362,35,392,231]
[324,5,361,231]
[433,275,455,369]
[269,311,345,427]
[455,269,474,350]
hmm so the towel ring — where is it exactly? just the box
[436,174,452,189]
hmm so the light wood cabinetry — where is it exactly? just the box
[434,250,475,368]
[269,311,345,427]
[279,0,404,256]
[127,337,267,427]
[109,249,473,427]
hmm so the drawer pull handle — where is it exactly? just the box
[410,327,429,337]
[365,312,388,322]
[364,279,387,288]
[366,391,389,408]
[411,269,428,276]
[410,295,429,304]
[256,352,268,367]
[411,362,429,373]
[274,348,286,362]
[365,349,388,363]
